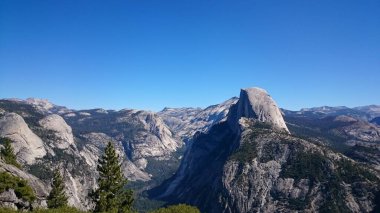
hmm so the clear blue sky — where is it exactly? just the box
[1,0,379,111]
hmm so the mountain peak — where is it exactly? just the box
[234,87,289,132]
[242,87,268,94]
[25,98,54,108]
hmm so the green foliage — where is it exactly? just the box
[336,159,379,183]
[229,123,284,163]
[249,123,273,137]
[230,141,257,163]
[149,204,200,213]
[281,152,379,212]
[319,175,348,213]
[47,170,68,209]
[287,198,308,210]
[0,208,17,213]
[33,206,86,213]
[28,163,54,182]
[0,138,21,168]
[52,149,79,167]
[132,196,166,213]
[91,142,134,213]
[260,142,281,163]
[281,152,329,183]
[253,121,273,129]
[229,129,259,163]
[0,172,36,202]
[0,206,86,213]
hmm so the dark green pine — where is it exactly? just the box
[0,138,20,168]
[92,141,134,213]
[47,170,68,209]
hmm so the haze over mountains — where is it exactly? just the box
[0,88,379,212]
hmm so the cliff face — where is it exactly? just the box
[233,88,289,133]
[0,99,183,210]
[38,114,75,149]
[220,119,378,213]
[154,88,380,213]
[0,113,47,164]
[158,97,238,142]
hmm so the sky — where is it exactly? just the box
[0,0,379,111]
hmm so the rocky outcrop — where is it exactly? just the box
[25,98,71,115]
[79,132,150,181]
[221,120,379,213]
[154,88,380,213]
[0,113,46,164]
[121,110,181,160]
[158,107,202,138]
[231,88,289,133]
[1,93,379,212]
[0,98,184,210]
[39,114,75,149]
[0,110,96,210]
[25,98,55,113]
[159,97,238,142]
[0,189,19,210]
[65,108,183,170]
[0,160,49,209]
[341,118,380,142]
[159,87,289,140]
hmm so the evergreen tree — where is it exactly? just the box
[0,138,20,168]
[92,142,134,213]
[47,169,68,209]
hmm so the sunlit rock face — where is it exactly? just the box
[154,88,379,213]
[39,114,75,149]
[158,97,238,142]
[232,87,289,133]
[0,98,183,210]
[0,113,46,164]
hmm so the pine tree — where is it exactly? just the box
[47,169,68,209]
[0,138,20,168]
[92,141,134,213]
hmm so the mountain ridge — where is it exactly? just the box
[151,88,380,213]
[1,90,380,212]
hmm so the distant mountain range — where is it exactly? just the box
[0,91,379,212]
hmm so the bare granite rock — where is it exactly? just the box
[155,88,379,213]
[0,113,46,164]
[39,114,75,149]
[159,97,238,142]
[234,88,289,133]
